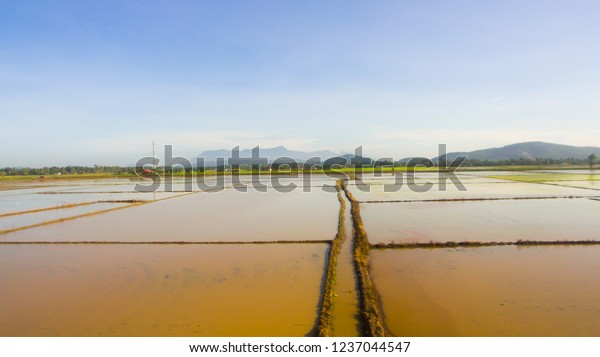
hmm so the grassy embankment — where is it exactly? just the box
[316,180,346,337]
[341,181,386,337]
[0,192,199,236]
[0,240,331,245]
[486,173,600,192]
[0,201,150,236]
[358,196,592,204]
[0,200,143,218]
[487,174,600,183]
[372,240,600,250]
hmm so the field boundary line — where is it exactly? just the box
[342,180,386,337]
[371,240,600,249]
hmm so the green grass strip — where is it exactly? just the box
[342,181,386,337]
[371,240,600,249]
[316,180,346,337]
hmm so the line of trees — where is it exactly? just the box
[458,156,598,167]
[1,155,597,176]
[0,165,134,176]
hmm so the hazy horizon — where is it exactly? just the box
[2,1,600,166]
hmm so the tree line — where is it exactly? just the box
[0,165,134,176]
[1,154,596,176]
[458,155,597,167]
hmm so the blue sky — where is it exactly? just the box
[1,0,599,166]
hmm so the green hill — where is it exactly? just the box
[436,141,600,162]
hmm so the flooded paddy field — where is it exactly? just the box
[540,180,600,191]
[348,179,599,202]
[531,169,600,175]
[0,177,343,336]
[357,175,514,186]
[1,186,339,243]
[371,246,600,336]
[0,244,327,336]
[353,170,600,336]
[0,202,132,232]
[2,170,600,337]
[488,174,600,184]
[0,179,189,215]
[361,198,600,244]
[0,191,177,215]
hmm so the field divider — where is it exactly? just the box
[342,180,386,337]
[36,191,198,194]
[371,240,600,250]
[484,176,600,191]
[0,203,96,218]
[0,191,201,236]
[0,201,150,236]
[0,201,141,218]
[359,195,599,204]
[0,240,331,245]
[316,181,346,337]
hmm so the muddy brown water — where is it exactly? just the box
[7,175,599,337]
[371,246,600,336]
[1,188,338,242]
[348,179,599,202]
[0,191,182,215]
[0,175,336,214]
[0,244,327,336]
[361,198,600,244]
[0,202,132,231]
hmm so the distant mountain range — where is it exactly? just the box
[195,145,371,166]
[194,142,600,167]
[436,141,600,162]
